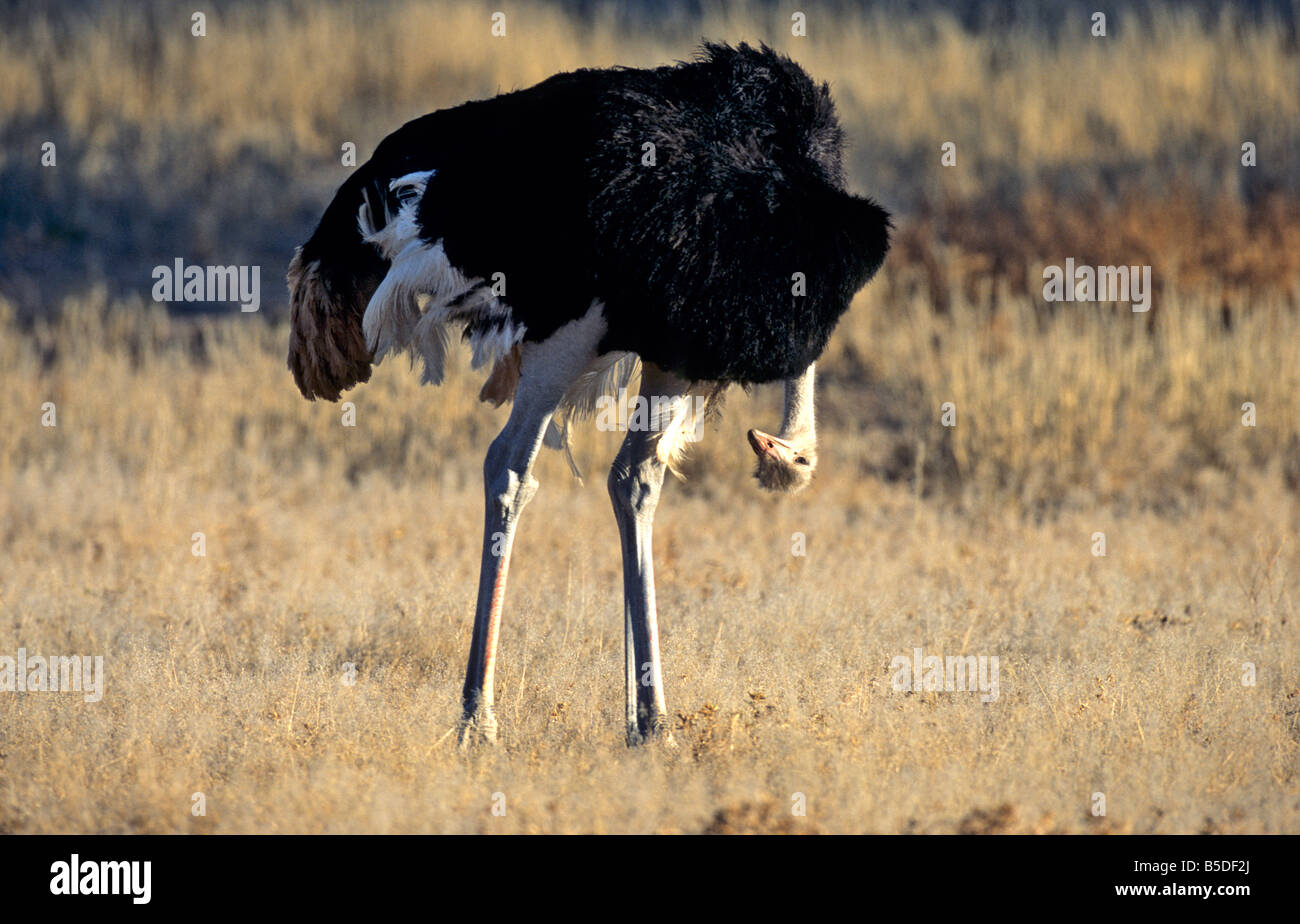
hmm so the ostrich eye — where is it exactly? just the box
[794,456,809,466]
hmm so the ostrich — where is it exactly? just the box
[287,43,890,746]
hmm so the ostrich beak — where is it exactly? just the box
[747,428,790,460]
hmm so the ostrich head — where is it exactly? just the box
[748,364,817,494]
[748,428,817,493]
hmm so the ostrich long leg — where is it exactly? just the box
[459,414,544,746]
[459,314,606,747]
[608,365,691,745]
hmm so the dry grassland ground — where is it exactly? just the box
[1,0,1298,833]
[1,298,1295,834]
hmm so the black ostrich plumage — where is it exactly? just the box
[289,43,890,399]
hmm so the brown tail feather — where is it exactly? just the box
[286,249,375,401]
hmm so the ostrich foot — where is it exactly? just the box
[457,708,499,749]
[626,708,677,749]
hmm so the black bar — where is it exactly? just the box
[1,834,1279,910]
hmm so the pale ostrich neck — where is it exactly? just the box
[779,363,816,444]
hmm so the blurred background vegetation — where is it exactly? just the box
[1,0,1298,507]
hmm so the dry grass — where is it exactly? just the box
[838,284,1300,510]
[1,0,1298,833]
[0,295,1295,834]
